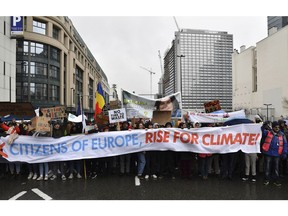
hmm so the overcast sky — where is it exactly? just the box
[69,16,267,96]
[5,0,273,97]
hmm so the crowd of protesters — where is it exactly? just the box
[1,116,288,187]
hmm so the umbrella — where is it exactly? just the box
[223,118,254,126]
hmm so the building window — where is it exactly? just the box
[33,20,46,35]
[23,82,29,100]
[30,42,47,57]
[30,62,48,78]
[53,25,60,40]
[50,85,59,101]
[49,65,60,80]
[16,61,29,76]
[23,41,29,55]
[50,47,60,62]
[75,66,83,95]
[30,83,47,100]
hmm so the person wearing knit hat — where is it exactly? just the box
[261,120,288,186]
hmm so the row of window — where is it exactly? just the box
[16,82,59,101]
[16,61,60,80]
[17,40,60,62]
[32,17,101,83]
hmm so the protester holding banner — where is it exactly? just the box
[49,120,68,181]
[84,124,99,179]
[19,122,39,180]
[1,121,22,179]
[158,122,176,179]
[193,122,213,180]
[31,128,50,181]
[136,122,146,180]
[143,121,159,180]
[67,123,83,179]
[119,121,132,176]
[262,121,288,186]
[178,122,193,179]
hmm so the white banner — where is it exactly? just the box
[122,90,182,118]
[108,108,127,123]
[188,110,246,123]
[68,113,87,123]
[1,124,261,163]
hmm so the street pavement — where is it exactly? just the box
[1,172,288,200]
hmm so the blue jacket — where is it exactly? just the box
[261,127,288,157]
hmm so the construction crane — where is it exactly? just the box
[158,50,164,75]
[140,66,156,98]
[173,16,180,32]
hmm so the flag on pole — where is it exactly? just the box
[94,82,105,119]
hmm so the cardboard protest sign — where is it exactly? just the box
[31,116,51,132]
[109,100,119,110]
[152,111,171,126]
[108,108,127,123]
[40,106,66,118]
[95,113,109,126]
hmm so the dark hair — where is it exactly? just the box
[165,122,173,127]
[272,121,279,128]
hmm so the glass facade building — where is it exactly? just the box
[268,16,288,33]
[163,29,233,111]
[12,16,110,119]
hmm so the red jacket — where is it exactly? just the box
[0,123,20,134]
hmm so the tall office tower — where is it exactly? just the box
[163,29,233,112]
[268,16,288,35]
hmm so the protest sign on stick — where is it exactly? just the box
[31,116,51,132]
[108,108,127,123]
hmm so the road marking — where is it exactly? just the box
[9,191,27,200]
[135,176,140,186]
[31,188,53,200]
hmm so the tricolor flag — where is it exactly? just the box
[94,82,105,119]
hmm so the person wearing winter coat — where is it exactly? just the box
[262,121,288,186]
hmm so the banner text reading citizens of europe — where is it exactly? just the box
[1,124,261,163]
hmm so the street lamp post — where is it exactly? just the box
[263,103,272,121]
[177,55,185,94]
